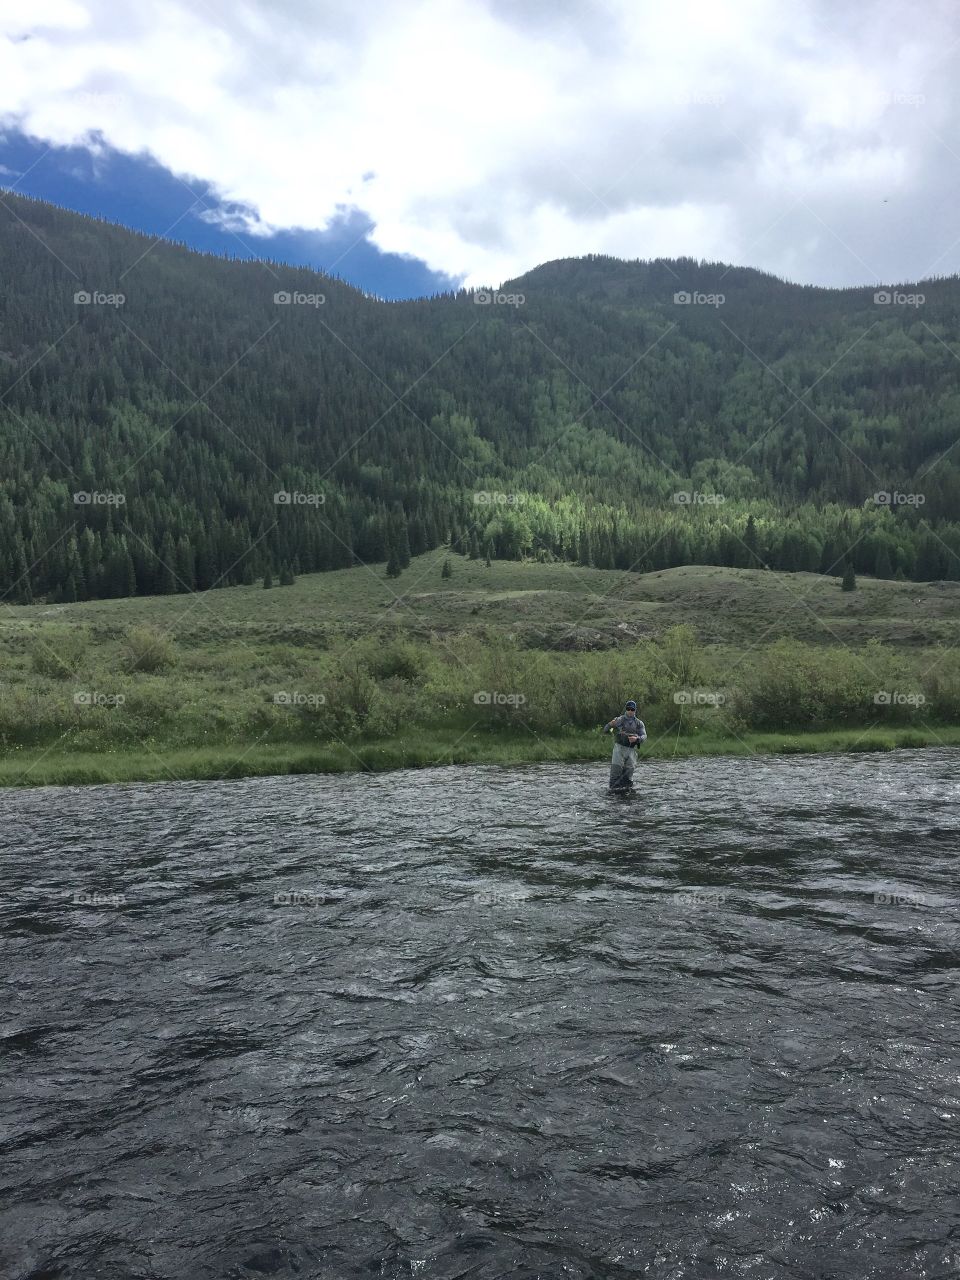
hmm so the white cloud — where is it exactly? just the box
[1,0,958,287]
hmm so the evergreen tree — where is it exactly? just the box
[174,537,195,592]
[915,534,943,581]
[579,528,593,567]
[841,560,856,592]
[743,515,759,568]
[397,519,411,570]
[157,539,177,594]
[874,545,894,579]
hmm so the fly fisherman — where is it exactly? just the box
[603,700,646,791]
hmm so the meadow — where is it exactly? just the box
[2,551,960,787]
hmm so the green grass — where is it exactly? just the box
[6,724,960,789]
[12,551,960,648]
[3,550,960,788]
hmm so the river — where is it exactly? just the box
[2,749,958,1278]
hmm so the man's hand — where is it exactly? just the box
[627,734,639,744]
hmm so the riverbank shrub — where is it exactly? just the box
[459,634,696,733]
[30,629,88,679]
[357,637,426,684]
[736,638,925,728]
[0,624,955,760]
[921,649,960,721]
[123,626,176,674]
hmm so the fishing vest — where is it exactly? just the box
[614,714,643,746]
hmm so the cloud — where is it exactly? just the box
[1,0,958,287]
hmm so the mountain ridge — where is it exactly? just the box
[1,191,959,603]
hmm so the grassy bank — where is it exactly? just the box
[2,551,960,788]
[5,725,960,789]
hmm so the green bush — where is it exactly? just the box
[30,630,88,679]
[736,639,920,729]
[0,688,73,746]
[282,669,421,742]
[358,637,426,684]
[123,626,176,674]
[460,642,677,733]
[921,649,960,721]
[277,688,359,741]
[367,678,422,735]
[114,683,183,736]
[651,625,705,692]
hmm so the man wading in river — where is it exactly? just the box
[602,700,647,791]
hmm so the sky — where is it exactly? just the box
[1,0,959,298]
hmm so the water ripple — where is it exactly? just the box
[1,748,958,1278]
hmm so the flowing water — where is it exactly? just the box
[2,749,959,1279]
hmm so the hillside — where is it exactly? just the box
[10,554,960,651]
[2,194,960,604]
